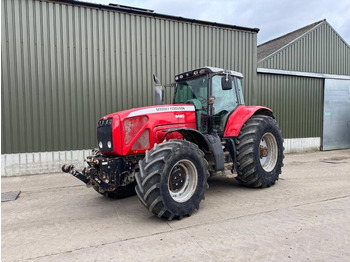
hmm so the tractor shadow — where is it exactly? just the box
[87,173,264,223]
[208,173,242,188]
[205,174,250,197]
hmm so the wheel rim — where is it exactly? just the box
[168,159,198,203]
[259,132,278,172]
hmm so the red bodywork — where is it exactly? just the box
[99,104,272,156]
[223,105,273,137]
[100,104,196,156]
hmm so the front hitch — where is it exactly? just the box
[61,164,116,192]
[62,164,90,184]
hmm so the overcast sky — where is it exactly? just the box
[90,0,350,45]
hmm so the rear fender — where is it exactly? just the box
[224,105,274,137]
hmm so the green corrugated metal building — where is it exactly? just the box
[257,19,350,151]
[2,1,350,175]
[1,0,259,155]
[1,0,260,175]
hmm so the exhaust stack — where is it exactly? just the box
[153,74,164,105]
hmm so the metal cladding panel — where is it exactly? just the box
[322,79,350,150]
[257,74,324,138]
[1,0,257,154]
[259,22,350,76]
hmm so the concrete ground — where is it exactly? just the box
[2,149,350,261]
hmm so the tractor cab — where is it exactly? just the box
[173,67,245,134]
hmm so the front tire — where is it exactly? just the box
[135,140,209,220]
[235,115,284,188]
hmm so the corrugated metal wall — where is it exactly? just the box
[257,74,324,138]
[257,21,350,139]
[1,0,258,154]
[258,22,350,75]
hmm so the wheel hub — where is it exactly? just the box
[259,132,278,172]
[169,167,186,191]
[259,145,268,158]
[168,160,198,203]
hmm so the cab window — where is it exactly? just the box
[211,75,239,132]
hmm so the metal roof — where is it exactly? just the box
[257,19,350,75]
[49,0,260,33]
[257,20,325,62]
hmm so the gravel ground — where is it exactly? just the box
[2,149,350,261]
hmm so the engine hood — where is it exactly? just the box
[103,104,195,120]
[98,104,196,155]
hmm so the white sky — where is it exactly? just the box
[88,0,350,45]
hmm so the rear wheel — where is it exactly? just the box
[135,140,209,220]
[235,115,284,188]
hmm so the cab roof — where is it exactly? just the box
[175,67,244,81]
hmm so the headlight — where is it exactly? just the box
[123,116,148,145]
[131,129,150,151]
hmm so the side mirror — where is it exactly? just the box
[153,74,163,105]
[221,74,232,90]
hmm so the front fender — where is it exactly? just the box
[224,105,274,137]
[164,128,211,152]
[164,128,225,171]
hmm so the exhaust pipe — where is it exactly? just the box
[153,74,164,105]
[154,85,164,105]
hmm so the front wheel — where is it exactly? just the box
[135,140,209,220]
[235,115,284,188]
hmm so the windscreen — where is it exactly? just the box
[174,75,208,106]
[174,75,208,132]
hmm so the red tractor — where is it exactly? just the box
[62,67,284,220]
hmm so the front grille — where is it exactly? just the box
[97,118,113,152]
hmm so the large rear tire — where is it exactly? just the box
[135,140,209,220]
[235,115,284,188]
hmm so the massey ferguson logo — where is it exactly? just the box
[128,105,194,117]
[156,107,186,111]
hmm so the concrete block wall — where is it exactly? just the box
[1,137,321,177]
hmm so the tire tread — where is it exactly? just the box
[235,115,284,188]
[135,140,209,220]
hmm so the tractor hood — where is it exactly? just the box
[98,105,196,155]
[105,104,195,120]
